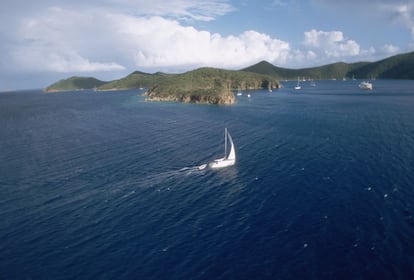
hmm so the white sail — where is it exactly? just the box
[227,131,236,162]
[209,128,236,169]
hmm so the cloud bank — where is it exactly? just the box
[7,6,294,73]
[0,0,410,89]
[6,6,382,74]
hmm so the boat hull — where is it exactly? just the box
[359,81,373,90]
[209,158,235,169]
[198,164,207,170]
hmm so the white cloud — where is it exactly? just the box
[8,5,391,75]
[271,0,289,7]
[387,2,414,38]
[382,44,400,54]
[314,0,414,41]
[10,7,125,73]
[102,0,235,21]
[303,29,360,58]
[2,0,237,75]
[120,16,292,69]
[12,45,125,73]
[10,6,292,73]
[306,50,317,60]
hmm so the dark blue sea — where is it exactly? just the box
[1,80,414,279]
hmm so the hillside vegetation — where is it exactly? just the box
[349,52,414,79]
[45,51,414,99]
[242,61,369,80]
[243,51,414,80]
[45,76,108,92]
[145,67,279,104]
[99,71,173,90]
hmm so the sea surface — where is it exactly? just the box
[1,80,414,279]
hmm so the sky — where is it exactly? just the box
[1,0,414,90]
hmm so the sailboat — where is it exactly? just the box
[236,87,242,96]
[209,128,236,169]
[294,77,301,90]
[310,79,316,87]
[358,81,373,90]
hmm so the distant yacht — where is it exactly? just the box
[310,80,316,87]
[209,128,236,169]
[237,92,242,96]
[359,81,373,90]
[294,77,301,90]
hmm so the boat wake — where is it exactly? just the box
[178,164,208,173]
[136,165,208,189]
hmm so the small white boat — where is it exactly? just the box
[247,94,251,98]
[209,128,236,169]
[294,77,301,90]
[237,92,242,96]
[359,81,373,90]
[198,163,207,170]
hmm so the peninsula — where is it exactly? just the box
[144,67,279,105]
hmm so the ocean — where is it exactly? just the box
[1,80,414,279]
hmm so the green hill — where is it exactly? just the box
[349,52,414,79]
[45,51,414,98]
[144,67,279,104]
[243,60,368,80]
[45,76,108,92]
[45,67,279,104]
[243,51,414,80]
[99,71,173,90]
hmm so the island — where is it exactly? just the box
[44,76,108,92]
[45,67,280,105]
[44,51,414,104]
[143,67,279,105]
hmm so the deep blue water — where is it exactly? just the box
[1,80,414,279]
